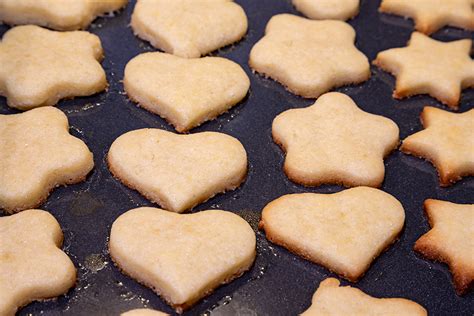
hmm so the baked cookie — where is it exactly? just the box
[249,14,369,98]
[272,92,399,187]
[0,107,94,213]
[131,0,247,58]
[124,52,250,132]
[122,309,168,316]
[293,0,359,21]
[107,129,247,213]
[259,187,405,281]
[109,207,256,313]
[301,278,427,315]
[379,0,474,34]
[373,32,474,109]
[401,107,474,186]
[0,25,107,110]
[0,0,127,31]
[414,199,474,295]
[0,209,76,316]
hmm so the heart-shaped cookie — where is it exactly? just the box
[109,207,256,312]
[107,129,247,213]
[124,52,250,132]
[259,187,405,281]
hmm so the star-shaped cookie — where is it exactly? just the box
[414,199,474,295]
[373,32,474,109]
[249,14,370,98]
[272,92,399,187]
[400,106,474,186]
[0,107,94,213]
[0,209,76,315]
[0,25,107,110]
[379,0,474,34]
[131,0,248,58]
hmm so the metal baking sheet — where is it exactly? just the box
[1,0,473,315]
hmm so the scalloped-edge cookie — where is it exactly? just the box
[121,309,168,316]
[131,0,247,58]
[0,0,127,31]
[414,199,474,295]
[0,25,107,110]
[124,52,250,132]
[293,0,360,21]
[107,128,247,213]
[249,14,369,98]
[373,32,474,109]
[301,278,427,315]
[109,207,256,313]
[401,107,474,186]
[0,209,76,316]
[259,187,405,281]
[272,92,399,187]
[379,0,474,34]
[0,107,94,213]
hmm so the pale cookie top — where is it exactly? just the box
[301,278,427,316]
[379,0,474,34]
[0,209,76,316]
[0,0,127,31]
[131,0,248,58]
[0,107,94,213]
[109,207,256,312]
[401,107,474,186]
[124,52,250,132]
[272,92,399,187]
[107,129,247,213]
[415,199,474,295]
[260,187,405,281]
[293,0,359,21]
[121,309,168,316]
[0,25,107,110]
[249,14,370,98]
[373,32,474,109]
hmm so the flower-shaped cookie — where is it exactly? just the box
[131,0,248,58]
[414,199,474,295]
[379,0,474,34]
[0,0,127,30]
[0,25,107,110]
[0,107,94,213]
[272,92,399,187]
[373,32,474,109]
[401,107,474,186]
[249,14,370,98]
[293,0,359,21]
[0,209,76,315]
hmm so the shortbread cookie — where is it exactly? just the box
[272,92,399,187]
[401,107,474,186]
[0,25,107,110]
[107,129,247,213]
[0,107,94,213]
[122,309,168,316]
[109,207,256,313]
[0,209,76,316]
[249,14,369,98]
[373,32,474,109]
[414,199,474,295]
[131,0,247,58]
[293,0,359,21]
[301,278,427,315]
[259,187,405,281]
[0,0,127,31]
[124,52,250,132]
[379,0,474,34]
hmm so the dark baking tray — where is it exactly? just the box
[1,0,473,315]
